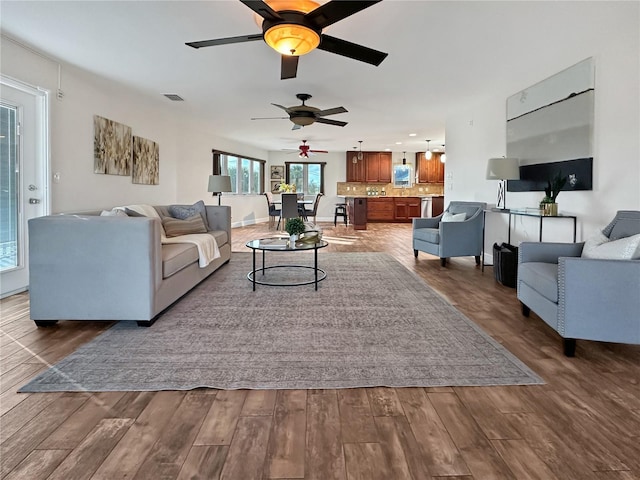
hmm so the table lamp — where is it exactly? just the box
[207,175,232,206]
[486,157,520,210]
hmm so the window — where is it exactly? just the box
[215,151,265,194]
[285,161,325,195]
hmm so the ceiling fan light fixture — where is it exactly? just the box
[264,24,320,56]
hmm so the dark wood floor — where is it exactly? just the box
[1,222,639,480]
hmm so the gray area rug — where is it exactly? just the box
[20,252,543,392]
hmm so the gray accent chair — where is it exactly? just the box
[517,211,640,356]
[412,201,487,266]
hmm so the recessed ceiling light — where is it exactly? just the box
[409,133,417,137]
[395,141,402,145]
[384,148,391,151]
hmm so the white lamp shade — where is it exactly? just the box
[486,157,520,180]
[207,175,232,193]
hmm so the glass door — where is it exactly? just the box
[0,78,49,298]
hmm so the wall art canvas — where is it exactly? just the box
[93,115,132,176]
[132,136,159,185]
[270,165,284,179]
[506,58,594,165]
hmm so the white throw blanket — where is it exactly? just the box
[124,204,220,268]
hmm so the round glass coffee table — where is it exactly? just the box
[246,237,328,290]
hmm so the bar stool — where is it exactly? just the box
[334,203,347,226]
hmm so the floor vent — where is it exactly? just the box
[163,94,184,101]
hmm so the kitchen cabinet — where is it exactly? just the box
[346,151,391,183]
[416,152,445,183]
[431,195,445,217]
[367,197,394,221]
[346,152,366,182]
[365,152,392,183]
[347,197,367,230]
[394,197,421,221]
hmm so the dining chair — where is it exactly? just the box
[302,193,324,224]
[263,192,281,230]
[280,193,300,229]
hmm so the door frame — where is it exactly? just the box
[1,75,51,298]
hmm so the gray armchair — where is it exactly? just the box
[518,211,640,356]
[413,201,486,266]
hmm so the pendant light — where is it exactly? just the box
[440,144,446,163]
[425,139,432,160]
[352,140,363,163]
[402,151,407,165]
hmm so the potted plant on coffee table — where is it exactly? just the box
[285,217,306,246]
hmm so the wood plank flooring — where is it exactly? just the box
[1,222,639,479]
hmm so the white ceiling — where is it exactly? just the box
[0,1,614,153]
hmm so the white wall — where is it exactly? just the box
[445,2,640,260]
[1,39,269,216]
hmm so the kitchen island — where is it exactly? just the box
[345,195,444,230]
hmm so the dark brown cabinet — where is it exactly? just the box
[346,152,392,183]
[431,195,445,217]
[394,197,421,221]
[347,197,367,230]
[346,152,366,182]
[367,197,395,221]
[365,152,392,183]
[416,152,445,183]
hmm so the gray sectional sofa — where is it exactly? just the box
[28,204,231,327]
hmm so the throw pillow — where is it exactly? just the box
[581,230,609,258]
[100,209,127,217]
[124,207,145,217]
[162,214,207,237]
[582,232,640,260]
[441,212,466,222]
[168,200,209,231]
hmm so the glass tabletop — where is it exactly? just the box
[246,237,328,251]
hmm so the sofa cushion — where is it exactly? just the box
[413,228,440,244]
[162,243,199,278]
[162,214,208,237]
[209,229,229,247]
[519,262,558,303]
[609,217,640,240]
[166,200,210,230]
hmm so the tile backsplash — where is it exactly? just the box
[336,182,444,197]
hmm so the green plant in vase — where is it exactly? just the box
[285,217,306,239]
[540,171,567,215]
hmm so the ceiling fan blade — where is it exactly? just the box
[271,103,291,112]
[250,116,289,120]
[186,33,263,49]
[316,106,348,117]
[315,117,348,127]
[239,0,283,22]
[306,0,381,29]
[281,55,299,80]
[309,150,329,153]
[292,124,303,130]
[318,34,388,66]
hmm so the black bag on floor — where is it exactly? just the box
[493,243,518,288]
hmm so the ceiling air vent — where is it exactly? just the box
[163,94,184,101]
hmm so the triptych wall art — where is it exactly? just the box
[93,115,159,185]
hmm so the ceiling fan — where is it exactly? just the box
[185,0,388,80]
[251,93,348,130]
[295,140,328,158]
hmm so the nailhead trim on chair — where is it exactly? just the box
[557,258,567,335]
